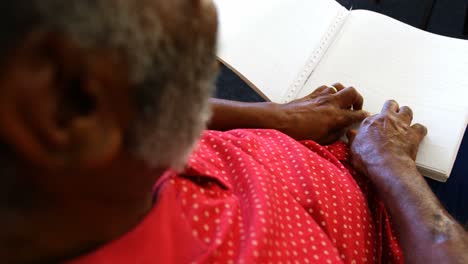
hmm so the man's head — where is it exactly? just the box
[0,0,218,171]
[0,0,218,262]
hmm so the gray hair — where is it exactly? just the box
[1,0,218,169]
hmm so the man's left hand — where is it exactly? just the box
[276,83,368,144]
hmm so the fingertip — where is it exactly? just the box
[382,100,399,113]
[346,129,357,145]
[412,123,428,137]
[347,129,357,137]
[356,110,370,120]
[398,106,414,122]
[347,86,357,92]
[353,89,364,110]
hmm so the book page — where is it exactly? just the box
[215,0,346,103]
[299,10,468,180]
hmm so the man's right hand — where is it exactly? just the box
[349,100,427,188]
[349,100,468,264]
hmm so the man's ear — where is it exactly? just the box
[0,31,132,170]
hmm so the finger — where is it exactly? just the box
[398,106,413,123]
[346,129,357,145]
[338,110,370,127]
[334,86,364,110]
[323,86,338,94]
[323,83,346,94]
[408,123,427,160]
[313,85,329,94]
[382,100,399,113]
[302,85,328,99]
[332,83,346,91]
[410,123,428,143]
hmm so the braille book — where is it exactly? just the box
[214,0,468,182]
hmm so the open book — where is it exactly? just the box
[214,0,468,182]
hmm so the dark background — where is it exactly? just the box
[338,0,468,39]
[214,0,468,225]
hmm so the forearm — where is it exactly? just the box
[370,161,468,263]
[208,98,283,131]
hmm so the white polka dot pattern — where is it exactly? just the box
[72,129,404,264]
[176,130,403,263]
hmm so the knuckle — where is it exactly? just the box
[362,118,372,126]
[336,114,347,124]
[380,111,392,120]
[362,115,379,125]
[316,85,328,91]
[397,120,410,129]
[316,95,333,105]
[368,120,380,128]
[362,116,371,123]
[365,117,382,128]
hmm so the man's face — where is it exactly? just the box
[0,0,220,176]
[0,1,221,262]
[0,1,220,262]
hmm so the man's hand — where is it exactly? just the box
[349,100,427,188]
[277,83,368,144]
[349,100,468,264]
[209,83,367,144]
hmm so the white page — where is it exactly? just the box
[299,10,468,181]
[215,0,346,102]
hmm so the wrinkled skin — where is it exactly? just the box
[349,99,427,187]
[348,100,468,264]
[278,83,368,144]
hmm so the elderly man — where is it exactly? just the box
[0,0,466,263]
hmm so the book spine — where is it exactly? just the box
[282,9,349,103]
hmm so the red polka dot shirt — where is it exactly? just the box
[70,129,403,264]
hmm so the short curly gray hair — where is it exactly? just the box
[0,0,218,169]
